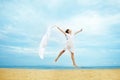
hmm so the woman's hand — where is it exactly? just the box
[74,28,83,35]
[80,29,83,32]
[53,25,58,28]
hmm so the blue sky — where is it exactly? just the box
[0,0,120,67]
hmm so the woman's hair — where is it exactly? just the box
[65,29,69,33]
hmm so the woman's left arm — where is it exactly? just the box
[74,29,83,35]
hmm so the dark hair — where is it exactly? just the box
[65,29,69,33]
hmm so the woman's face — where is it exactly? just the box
[68,29,72,34]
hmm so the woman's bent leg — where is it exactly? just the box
[55,50,65,62]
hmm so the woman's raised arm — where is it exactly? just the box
[74,29,83,35]
[55,25,66,36]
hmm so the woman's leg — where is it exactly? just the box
[70,51,77,67]
[55,50,65,62]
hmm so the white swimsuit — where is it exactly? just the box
[64,33,74,52]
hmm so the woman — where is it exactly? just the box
[54,26,83,67]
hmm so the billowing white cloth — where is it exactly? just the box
[39,27,51,59]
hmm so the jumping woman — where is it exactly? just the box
[54,26,83,67]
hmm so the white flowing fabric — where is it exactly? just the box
[39,27,52,59]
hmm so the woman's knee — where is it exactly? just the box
[62,50,65,53]
[71,52,74,55]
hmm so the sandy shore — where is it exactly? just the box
[0,68,120,80]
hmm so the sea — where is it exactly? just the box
[0,65,120,69]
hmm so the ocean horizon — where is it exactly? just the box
[0,65,120,69]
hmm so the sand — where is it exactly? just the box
[0,68,120,80]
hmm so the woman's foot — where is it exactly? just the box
[54,58,58,62]
[73,64,78,68]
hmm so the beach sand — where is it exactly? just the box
[0,68,120,80]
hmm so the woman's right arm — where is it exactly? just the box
[55,25,66,36]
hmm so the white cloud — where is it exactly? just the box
[104,14,120,26]
[0,33,8,40]
[106,0,120,6]
[0,25,42,47]
[69,13,104,35]
[77,0,101,6]
[35,0,63,9]
[77,0,120,6]
[52,11,120,36]
[0,45,37,54]
[50,11,106,35]
[13,5,42,23]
